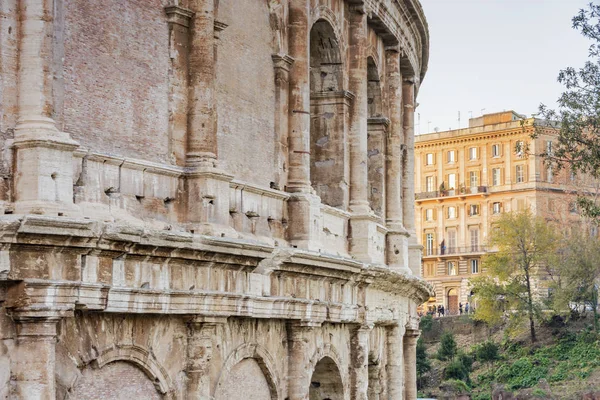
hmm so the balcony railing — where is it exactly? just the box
[416,186,488,200]
[423,245,489,257]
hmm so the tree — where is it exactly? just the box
[416,337,431,389]
[475,340,500,373]
[535,3,600,219]
[436,331,458,361]
[471,210,559,343]
[549,230,600,331]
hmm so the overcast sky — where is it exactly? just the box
[416,0,592,134]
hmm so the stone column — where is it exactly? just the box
[187,0,217,167]
[186,317,226,399]
[403,329,420,400]
[14,0,78,215]
[351,325,370,400]
[287,321,316,400]
[387,324,406,400]
[165,5,194,166]
[11,315,60,399]
[272,54,294,191]
[287,0,311,193]
[385,47,411,274]
[347,4,369,214]
[402,78,421,275]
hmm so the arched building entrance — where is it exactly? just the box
[309,356,344,400]
[447,288,459,315]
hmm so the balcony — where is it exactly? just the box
[422,245,490,258]
[416,186,488,200]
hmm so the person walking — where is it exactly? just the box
[441,304,445,317]
[465,302,470,314]
[459,302,463,315]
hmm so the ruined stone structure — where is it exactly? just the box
[0,0,431,398]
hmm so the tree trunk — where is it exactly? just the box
[525,267,537,343]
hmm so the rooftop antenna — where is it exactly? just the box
[458,111,461,128]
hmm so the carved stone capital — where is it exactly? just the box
[214,20,228,39]
[164,5,194,28]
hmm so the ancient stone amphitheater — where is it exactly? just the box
[0,0,432,398]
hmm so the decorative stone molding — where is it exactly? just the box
[164,5,194,27]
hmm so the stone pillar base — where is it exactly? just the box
[287,192,322,251]
[349,213,385,264]
[13,120,79,216]
[185,167,235,237]
[407,236,422,276]
[387,228,411,274]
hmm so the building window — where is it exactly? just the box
[426,176,435,192]
[546,140,553,155]
[425,153,434,165]
[569,201,578,214]
[469,171,479,188]
[426,233,434,256]
[492,202,502,214]
[516,140,525,157]
[447,150,456,163]
[517,198,526,211]
[469,204,480,216]
[471,259,480,274]
[546,166,553,183]
[448,173,457,190]
[492,144,501,157]
[447,206,457,219]
[492,168,501,186]
[570,170,576,182]
[425,209,434,221]
[515,165,525,183]
[447,229,457,254]
[424,262,435,277]
[448,261,457,276]
[469,147,478,160]
[470,228,479,252]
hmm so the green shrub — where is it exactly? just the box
[476,341,500,364]
[472,393,492,400]
[437,331,458,361]
[420,314,433,332]
[440,378,470,394]
[494,357,548,390]
[444,359,470,383]
[457,351,474,372]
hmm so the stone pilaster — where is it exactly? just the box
[351,325,371,400]
[403,329,420,400]
[165,5,194,166]
[402,78,420,275]
[272,54,294,191]
[287,0,311,193]
[385,47,411,274]
[187,0,217,168]
[14,0,78,216]
[387,324,406,400]
[287,321,316,400]
[186,317,227,399]
[10,314,60,399]
[347,4,369,215]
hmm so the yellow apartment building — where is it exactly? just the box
[414,111,588,314]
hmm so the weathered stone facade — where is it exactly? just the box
[0,0,431,398]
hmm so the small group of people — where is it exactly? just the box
[422,302,474,317]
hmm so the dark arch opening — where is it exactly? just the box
[309,19,348,209]
[309,356,344,400]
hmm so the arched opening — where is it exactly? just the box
[367,57,386,217]
[214,358,273,400]
[68,361,162,399]
[309,356,344,400]
[447,288,459,315]
[309,19,349,209]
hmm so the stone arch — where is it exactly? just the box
[311,6,346,54]
[214,343,280,400]
[309,16,350,209]
[307,344,348,400]
[92,345,174,395]
[67,345,173,399]
[309,356,345,400]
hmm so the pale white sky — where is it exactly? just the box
[416,0,592,134]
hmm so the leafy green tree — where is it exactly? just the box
[444,358,470,384]
[416,337,431,389]
[475,341,500,366]
[549,230,600,331]
[471,210,559,343]
[437,331,458,361]
[535,3,600,219]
